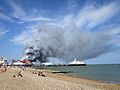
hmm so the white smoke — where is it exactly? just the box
[11,2,120,62]
[18,24,119,62]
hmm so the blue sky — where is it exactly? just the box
[0,0,120,64]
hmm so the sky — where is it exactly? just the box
[0,0,120,64]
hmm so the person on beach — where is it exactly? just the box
[32,72,37,74]
[0,65,7,72]
[17,71,23,77]
[38,71,46,77]
[13,75,16,77]
[38,71,42,76]
[13,71,23,77]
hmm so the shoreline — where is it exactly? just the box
[46,64,120,85]
[42,68,120,89]
[44,68,120,85]
[62,72,120,85]
[0,67,120,90]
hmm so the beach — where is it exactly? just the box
[0,67,120,90]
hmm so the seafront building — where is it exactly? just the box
[0,57,8,65]
[21,46,86,66]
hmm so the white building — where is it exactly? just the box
[68,59,85,65]
[0,57,8,65]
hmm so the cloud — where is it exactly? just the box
[66,0,77,12]
[0,12,12,22]
[20,17,53,23]
[103,25,120,46]
[10,31,32,45]
[51,2,120,30]
[0,29,8,38]
[71,2,120,29]
[9,0,53,23]
[0,22,9,38]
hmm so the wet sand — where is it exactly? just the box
[0,67,120,90]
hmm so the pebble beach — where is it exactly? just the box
[0,67,120,90]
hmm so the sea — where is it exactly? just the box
[47,64,120,84]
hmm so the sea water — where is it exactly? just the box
[48,64,120,84]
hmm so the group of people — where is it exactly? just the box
[33,71,46,77]
[13,70,46,78]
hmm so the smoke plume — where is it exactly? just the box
[23,24,118,62]
[11,2,120,62]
